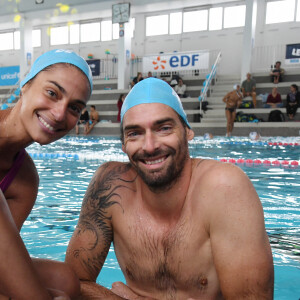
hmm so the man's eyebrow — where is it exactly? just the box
[48,80,86,107]
[124,124,141,132]
[155,117,176,125]
[124,118,176,132]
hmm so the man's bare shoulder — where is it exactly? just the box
[191,158,257,209]
[93,161,134,180]
[192,158,248,183]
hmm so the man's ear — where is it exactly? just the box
[187,128,194,141]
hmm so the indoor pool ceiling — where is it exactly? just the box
[0,0,241,17]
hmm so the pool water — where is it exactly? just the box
[23,136,300,299]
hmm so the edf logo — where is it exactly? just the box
[169,54,199,68]
[145,52,208,72]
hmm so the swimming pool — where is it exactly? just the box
[24,136,300,299]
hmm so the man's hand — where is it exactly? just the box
[48,288,70,300]
[111,282,156,300]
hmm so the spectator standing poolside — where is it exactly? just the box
[223,84,243,137]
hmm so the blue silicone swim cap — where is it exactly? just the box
[20,49,93,92]
[121,77,191,128]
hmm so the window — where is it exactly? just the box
[297,0,300,21]
[209,7,223,31]
[14,31,20,49]
[50,26,68,45]
[80,22,100,42]
[170,12,182,34]
[266,0,295,24]
[129,18,135,38]
[101,20,112,41]
[224,5,246,28]
[14,29,41,49]
[183,10,208,32]
[70,24,79,44]
[146,15,168,36]
[0,32,13,50]
[32,29,41,47]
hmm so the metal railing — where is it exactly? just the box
[198,51,222,116]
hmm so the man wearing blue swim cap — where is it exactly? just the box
[66,78,274,299]
[0,49,92,299]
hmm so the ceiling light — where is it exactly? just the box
[35,0,44,4]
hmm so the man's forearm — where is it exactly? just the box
[75,281,124,300]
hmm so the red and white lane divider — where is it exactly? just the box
[218,158,299,168]
[267,142,299,146]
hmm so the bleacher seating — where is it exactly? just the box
[1,71,300,136]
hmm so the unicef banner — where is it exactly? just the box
[0,66,20,86]
[285,43,300,64]
[142,51,209,73]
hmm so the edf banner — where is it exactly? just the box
[0,66,20,86]
[142,51,209,73]
[285,43,300,64]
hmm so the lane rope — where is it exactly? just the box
[28,152,300,168]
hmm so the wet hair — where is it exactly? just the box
[91,105,96,109]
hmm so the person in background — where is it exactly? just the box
[223,84,243,137]
[174,78,187,98]
[75,107,90,135]
[117,93,125,122]
[241,72,257,107]
[270,61,284,84]
[0,49,93,299]
[264,87,283,108]
[249,131,261,140]
[203,132,214,140]
[65,78,274,299]
[131,72,144,88]
[147,71,153,78]
[86,105,99,135]
[286,84,300,120]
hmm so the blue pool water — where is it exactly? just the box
[23,136,300,299]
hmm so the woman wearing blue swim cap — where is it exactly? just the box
[0,50,92,299]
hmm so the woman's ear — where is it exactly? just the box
[20,83,30,96]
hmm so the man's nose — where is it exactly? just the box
[142,131,159,153]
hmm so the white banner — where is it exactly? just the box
[142,51,209,73]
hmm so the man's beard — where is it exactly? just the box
[131,140,189,193]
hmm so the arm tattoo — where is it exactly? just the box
[73,163,136,277]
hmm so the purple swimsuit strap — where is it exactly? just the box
[0,149,26,193]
